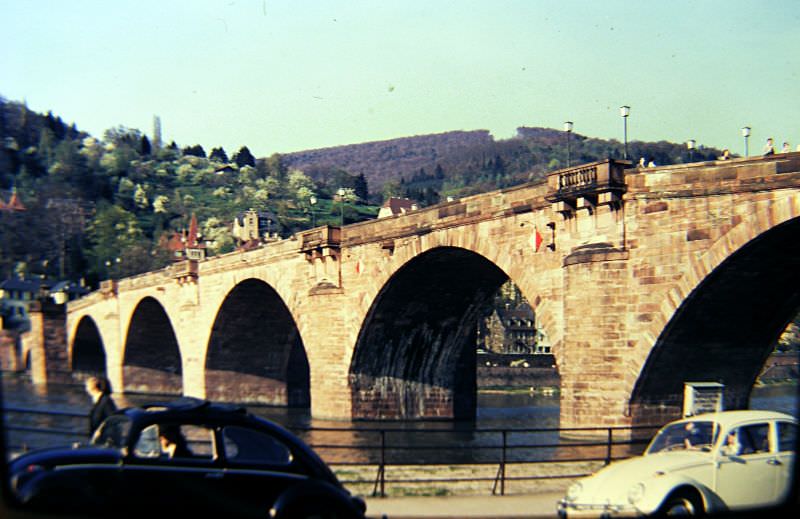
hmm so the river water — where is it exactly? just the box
[1,373,796,464]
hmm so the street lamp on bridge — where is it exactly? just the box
[620,106,630,160]
[105,257,121,279]
[336,188,346,226]
[564,121,573,167]
[309,195,317,227]
[741,126,751,157]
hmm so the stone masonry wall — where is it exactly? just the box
[58,154,800,428]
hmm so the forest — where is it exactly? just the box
[0,96,725,288]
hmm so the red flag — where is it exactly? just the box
[534,228,543,252]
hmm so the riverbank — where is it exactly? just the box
[334,461,600,499]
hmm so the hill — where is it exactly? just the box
[280,126,724,203]
[0,95,726,286]
[282,130,494,191]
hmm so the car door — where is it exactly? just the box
[215,424,310,517]
[121,423,224,514]
[714,422,777,510]
[773,421,796,503]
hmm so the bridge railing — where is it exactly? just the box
[546,158,629,202]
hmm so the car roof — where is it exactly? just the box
[676,409,796,428]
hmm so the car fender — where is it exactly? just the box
[634,473,725,515]
[268,479,365,519]
[15,469,107,512]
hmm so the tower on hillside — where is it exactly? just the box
[152,115,162,150]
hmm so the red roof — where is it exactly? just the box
[160,214,205,258]
[1,190,26,212]
[382,197,416,215]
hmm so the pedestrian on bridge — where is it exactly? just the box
[85,376,117,436]
[763,137,775,156]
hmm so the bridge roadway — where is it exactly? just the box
[26,153,800,430]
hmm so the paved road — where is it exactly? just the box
[364,492,564,518]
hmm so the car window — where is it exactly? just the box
[134,424,160,458]
[647,420,717,453]
[181,424,214,458]
[222,425,292,465]
[777,422,797,452]
[91,415,132,450]
[133,424,214,460]
[732,423,770,455]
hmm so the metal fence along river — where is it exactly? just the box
[2,373,796,496]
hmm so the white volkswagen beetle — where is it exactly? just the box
[557,410,796,517]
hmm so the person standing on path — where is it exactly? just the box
[85,376,117,436]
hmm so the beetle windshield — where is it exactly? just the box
[647,420,719,453]
[90,415,133,450]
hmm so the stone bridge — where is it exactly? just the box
[55,154,800,429]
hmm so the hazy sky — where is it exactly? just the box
[2,0,798,158]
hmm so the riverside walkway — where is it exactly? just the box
[364,490,566,518]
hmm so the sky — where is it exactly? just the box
[2,0,799,158]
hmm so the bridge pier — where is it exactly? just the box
[24,300,72,386]
[559,244,636,429]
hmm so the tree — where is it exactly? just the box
[139,135,151,156]
[263,153,286,181]
[134,184,149,209]
[209,147,228,163]
[182,144,206,158]
[103,126,143,149]
[287,169,315,201]
[353,173,369,201]
[233,146,256,168]
[85,204,146,279]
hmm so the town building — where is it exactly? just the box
[377,197,417,218]
[477,303,544,355]
[0,278,87,331]
[163,213,206,261]
[232,209,279,248]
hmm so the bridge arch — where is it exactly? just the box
[629,211,800,425]
[70,315,107,376]
[349,246,515,419]
[205,278,309,406]
[122,296,182,395]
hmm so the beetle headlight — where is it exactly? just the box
[627,482,645,504]
[566,482,583,502]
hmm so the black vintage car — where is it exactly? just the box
[8,398,366,519]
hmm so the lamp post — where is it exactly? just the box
[620,106,630,160]
[741,127,751,157]
[105,257,121,279]
[564,121,573,167]
[309,195,317,227]
[336,188,345,226]
[687,139,696,162]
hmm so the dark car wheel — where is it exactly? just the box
[658,490,704,516]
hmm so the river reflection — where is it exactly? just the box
[1,373,796,464]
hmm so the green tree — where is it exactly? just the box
[85,204,146,279]
[139,135,151,156]
[182,144,206,158]
[287,169,315,200]
[233,146,256,168]
[353,173,369,201]
[209,147,228,163]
